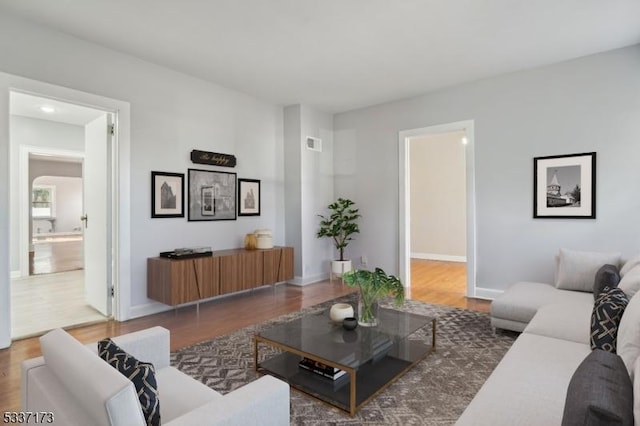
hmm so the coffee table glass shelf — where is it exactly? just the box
[254,307,436,416]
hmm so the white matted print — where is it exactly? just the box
[533,152,596,219]
[151,171,184,218]
[238,179,260,216]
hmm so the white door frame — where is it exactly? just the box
[18,145,84,278]
[6,82,130,330]
[398,120,476,297]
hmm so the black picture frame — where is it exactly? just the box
[533,152,596,219]
[151,171,184,218]
[188,168,237,221]
[238,179,261,216]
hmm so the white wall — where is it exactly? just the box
[0,12,286,346]
[284,104,334,284]
[300,105,334,282]
[334,44,640,293]
[410,131,466,259]
[10,116,84,272]
[32,175,83,234]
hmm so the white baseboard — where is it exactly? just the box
[473,287,503,300]
[10,270,21,279]
[129,301,173,319]
[411,252,466,262]
[288,273,329,286]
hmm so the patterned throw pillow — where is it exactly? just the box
[590,287,629,352]
[98,338,160,426]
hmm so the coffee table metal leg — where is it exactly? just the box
[350,370,356,416]
[432,318,437,351]
[254,337,259,372]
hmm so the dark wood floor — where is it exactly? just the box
[0,260,490,411]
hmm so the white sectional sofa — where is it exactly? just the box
[21,326,290,426]
[457,250,640,425]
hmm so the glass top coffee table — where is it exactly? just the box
[254,307,436,416]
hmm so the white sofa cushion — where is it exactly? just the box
[618,291,640,375]
[555,248,621,292]
[155,366,221,423]
[39,329,145,426]
[523,302,592,345]
[621,254,640,277]
[619,264,640,299]
[455,333,591,426]
[491,282,593,328]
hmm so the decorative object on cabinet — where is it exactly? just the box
[190,149,237,167]
[238,179,261,216]
[151,171,184,218]
[244,233,257,250]
[533,152,596,219]
[188,169,236,221]
[255,229,273,249]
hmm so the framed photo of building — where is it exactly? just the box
[188,169,237,221]
[151,171,184,218]
[238,179,260,216]
[533,152,596,219]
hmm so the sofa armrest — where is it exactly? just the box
[111,326,170,369]
[21,356,45,411]
[164,375,289,426]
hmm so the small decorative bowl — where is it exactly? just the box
[330,303,354,323]
[342,317,358,331]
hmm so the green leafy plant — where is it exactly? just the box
[343,268,405,325]
[316,198,361,261]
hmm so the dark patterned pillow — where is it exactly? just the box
[593,264,621,300]
[590,287,629,352]
[98,338,160,426]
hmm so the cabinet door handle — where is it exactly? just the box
[80,214,88,228]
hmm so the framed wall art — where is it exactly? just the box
[151,171,184,218]
[188,168,237,221]
[533,152,596,219]
[238,178,260,216]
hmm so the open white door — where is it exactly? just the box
[83,114,112,316]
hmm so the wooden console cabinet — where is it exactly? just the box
[147,247,294,306]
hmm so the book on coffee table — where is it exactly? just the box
[298,357,347,380]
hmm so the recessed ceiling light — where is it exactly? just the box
[39,105,56,114]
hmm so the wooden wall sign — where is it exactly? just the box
[190,150,237,167]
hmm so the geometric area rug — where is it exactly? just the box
[171,295,517,425]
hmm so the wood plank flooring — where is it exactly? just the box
[11,270,106,339]
[410,259,490,313]
[31,237,83,275]
[0,259,490,412]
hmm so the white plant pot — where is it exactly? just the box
[331,260,352,277]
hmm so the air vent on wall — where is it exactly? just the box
[305,136,322,152]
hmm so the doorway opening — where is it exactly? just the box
[9,91,114,339]
[398,120,478,308]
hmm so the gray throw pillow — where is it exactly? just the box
[593,264,621,300]
[561,349,633,426]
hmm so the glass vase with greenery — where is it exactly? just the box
[343,268,405,327]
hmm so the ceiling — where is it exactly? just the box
[11,92,106,126]
[2,1,640,113]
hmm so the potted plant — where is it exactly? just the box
[343,268,405,327]
[316,198,360,276]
